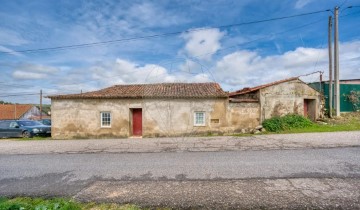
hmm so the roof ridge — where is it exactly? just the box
[112,82,219,86]
[47,82,227,99]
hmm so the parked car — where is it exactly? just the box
[0,120,51,138]
[37,119,51,126]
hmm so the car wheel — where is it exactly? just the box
[22,131,32,138]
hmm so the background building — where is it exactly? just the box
[309,79,360,112]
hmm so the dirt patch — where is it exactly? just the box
[322,112,360,125]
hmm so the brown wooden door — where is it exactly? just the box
[304,99,308,117]
[132,109,142,136]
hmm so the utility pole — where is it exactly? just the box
[328,16,333,118]
[319,71,323,93]
[334,6,340,117]
[40,89,43,120]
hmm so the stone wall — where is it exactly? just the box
[51,98,260,139]
[259,80,321,121]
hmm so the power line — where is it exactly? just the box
[108,18,329,89]
[340,10,360,18]
[1,16,326,91]
[0,9,330,55]
[0,84,34,88]
[0,12,331,96]
[193,18,326,60]
[339,0,349,8]
[0,93,39,97]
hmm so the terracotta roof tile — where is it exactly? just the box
[229,77,299,96]
[0,104,33,120]
[47,83,228,99]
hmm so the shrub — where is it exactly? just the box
[262,114,313,132]
[262,116,283,132]
[344,90,360,111]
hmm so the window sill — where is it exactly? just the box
[194,124,206,127]
[100,126,112,128]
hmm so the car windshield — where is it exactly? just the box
[18,121,43,126]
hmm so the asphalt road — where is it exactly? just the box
[1,147,359,208]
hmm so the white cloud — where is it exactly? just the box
[212,40,360,89]
[212,51,258,86]
[34,40,360,95]
[337,41,360,79]
[181,28,225,61]
[295,0,313,9]
[91,58,175,86]
[11,63,59,80]
[0,45,22,56]
[126,2,187,27]
[22,63,58,73]
[89,58,214,88]
[179,59,202,73]
[0,28,28,46]
[12,71,47,79]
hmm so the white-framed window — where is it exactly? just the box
[101,112,111,127]
[194,111,205,126]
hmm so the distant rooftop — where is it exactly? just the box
[309,79,360,84]
[0,104,33,120]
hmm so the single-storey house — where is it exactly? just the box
[0,104,49,120]
[48,83,261,139]
[48,78,321,139]
[229,77,322,121]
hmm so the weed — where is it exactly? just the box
[262,114,313,132]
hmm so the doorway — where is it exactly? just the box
[304,99,316,121]
[131,108,142,136]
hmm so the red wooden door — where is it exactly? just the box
[304,100,308,117]
[132,109,142,136]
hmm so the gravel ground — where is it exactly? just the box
[0,131,359,155]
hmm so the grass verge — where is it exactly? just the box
[0,136,51,141]
[0,197,168,210]
[265,112,360,134]
[274,121,360,134]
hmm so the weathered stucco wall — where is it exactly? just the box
[259,80,321,121]
[51,99,131,139]
[141,98,230,137]
[227,102,260,132]
[51,98,259,139]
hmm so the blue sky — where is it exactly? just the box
[0,0,359,104]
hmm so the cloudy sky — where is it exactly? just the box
[0,0,359,104]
